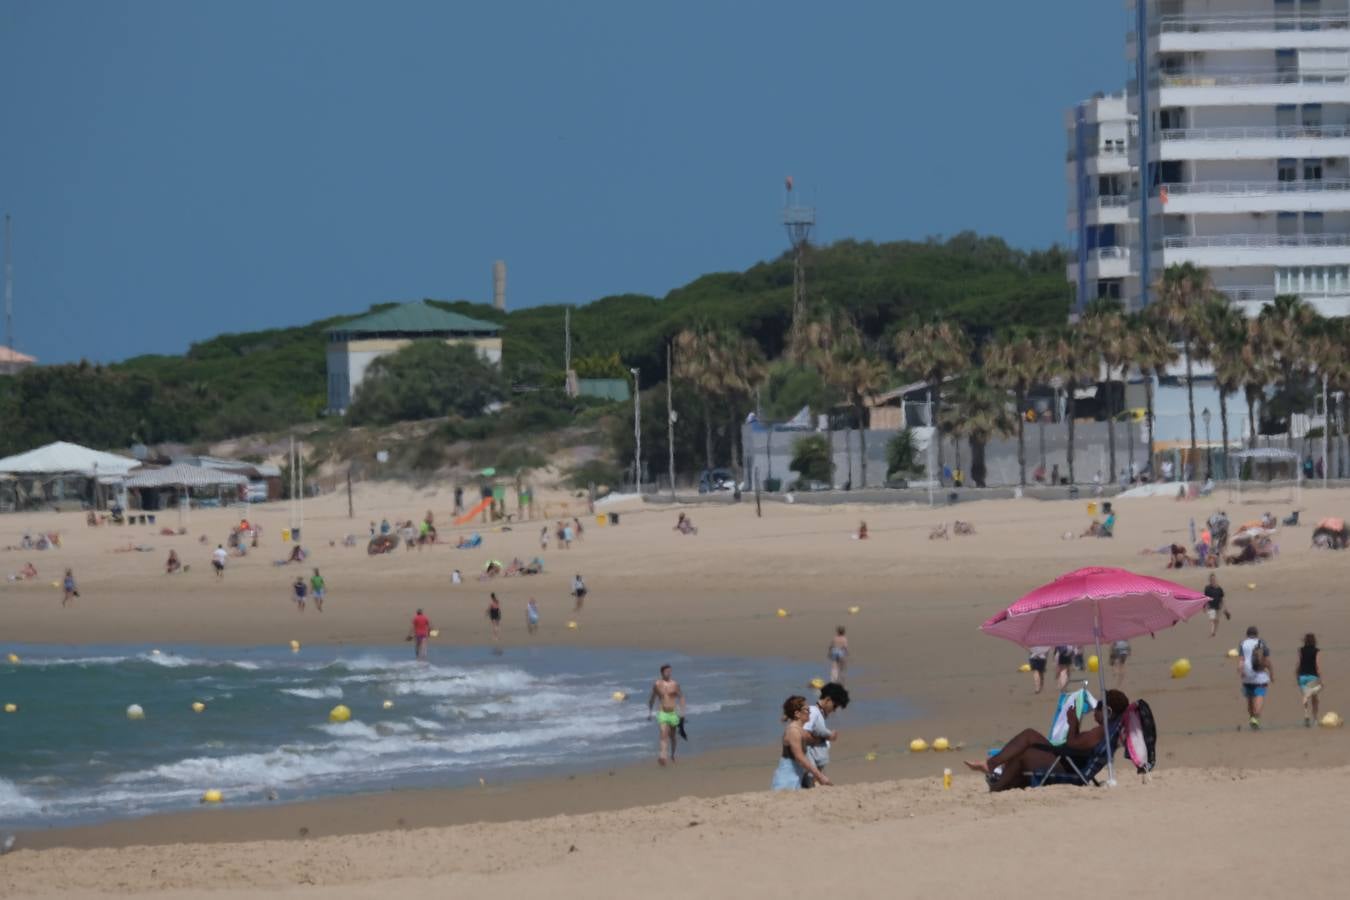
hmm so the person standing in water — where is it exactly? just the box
[526,597,540,635]
[310,568,326,613]
[828,626,849,683]
[486,592,502,642]
[409,608,432,661]
[647,664,686,766]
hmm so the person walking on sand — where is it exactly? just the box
[572,517,584,542]
[1054,645,1080,691]
[212,544,227,578]
[1204,573,1230,637]
[539,525,549,551]
[526,597,540,635]
[62,568,79,607]
[571,573,587,613]
[1239,625,1273,730]
[828,626,849,683]
[1297,633,1323,728]
[771,696,831,790]
[1027,647,1050,694]
[309,568,325,613]
[486,592,502,642]
[647,664,686,766]
[802,682,850,788]
[1109,639,1131,687]
[408,608,432,661]
[291,576,307,612]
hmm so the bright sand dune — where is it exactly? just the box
[2,482,1348,896]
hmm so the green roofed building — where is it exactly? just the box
[326,301,502,413]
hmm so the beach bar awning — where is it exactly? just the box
[0,441,141,477]
[123,464,248,489]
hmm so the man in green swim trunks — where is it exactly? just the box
[647,664,686,766]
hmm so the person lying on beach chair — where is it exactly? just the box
[953,520,975,536]
[965,689,1129,791]
[929,523,949,541]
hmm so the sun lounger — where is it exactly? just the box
[1025,717,1124,787]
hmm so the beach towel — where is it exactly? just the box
[1048,687,1097,746]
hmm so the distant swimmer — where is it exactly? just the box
[647,664,686,767]
[408,608,432,661]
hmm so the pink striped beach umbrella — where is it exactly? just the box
[981,567,1207,786]
[980,566,1208,647]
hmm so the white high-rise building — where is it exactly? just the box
[1065,92,1139,311]
[1070,1,1350,316]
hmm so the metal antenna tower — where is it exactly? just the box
[782,177,815,337]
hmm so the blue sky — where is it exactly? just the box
[0,1,1125,364]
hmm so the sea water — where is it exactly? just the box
[0,644,909,828]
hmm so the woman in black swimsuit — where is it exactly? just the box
[487,593,502,642]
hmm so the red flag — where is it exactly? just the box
[1159,186,1169,205]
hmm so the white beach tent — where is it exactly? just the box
[123,464,249,525]
[1228,447,1301,505]
[0,441,141,477]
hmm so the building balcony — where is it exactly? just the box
[1151,180,1350,214]
[1155,124,1350,161]
[1220,285,1350,317]
[1132,13,1350,53]
[1067,195,1134,230]
[1066,144,1132,177]
[1067,246,1132,282]
[1158,233,1350,267]
[1145,68,1350,107]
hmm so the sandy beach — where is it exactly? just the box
[2,482,1348,897]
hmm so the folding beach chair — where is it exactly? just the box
[1025,716,1124,787]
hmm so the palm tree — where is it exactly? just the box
[1079,305,1131,483]
[1048,323,1096,484]
[673,325,722,470]
[1309,319,1349,480]
[829,317,890,489]
[1129,314,1178,475]
[1258,294,1321,435]
[1206,299,1247,478]
[983,335,1043,486]
[939,375,1015,488]
[717,332,768,482]
[1152,263,1216,461]
[1240,317,1273,448]
[894,321,972,477]
[789,304,841,486]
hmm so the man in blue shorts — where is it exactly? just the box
[1238,625,1273,730]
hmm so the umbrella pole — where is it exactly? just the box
[1094,600,1116,787]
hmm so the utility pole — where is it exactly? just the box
[346,464,354,519]
[631,367,641,494]
[666,343,675,499]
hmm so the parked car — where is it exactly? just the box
[698,468,738,494]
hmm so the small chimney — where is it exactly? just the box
[492,260,507,311]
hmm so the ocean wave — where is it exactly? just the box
[280,686,344,700]
[0,778,43,815]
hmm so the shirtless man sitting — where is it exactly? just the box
[964,689,1128,791]
[647,664,687,767]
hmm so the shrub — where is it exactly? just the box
[789,434,833,484]
[886,428,924,479]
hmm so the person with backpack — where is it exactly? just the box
[1239,625,1273,730]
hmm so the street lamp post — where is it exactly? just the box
[631,368,641,494]
[1202,408,1212,480]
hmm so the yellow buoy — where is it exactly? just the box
[932,737,950,752]
[3,703,16,713]
[5,653,18,664]
[809,678,826,690]
[289,640,301,653]
[1227,648,1240,658]
[611,691,627,702]
[1247,583,1256,590]
[1170,658,1192,679]
[1087,655,1100,673]
[848,606,861,615]
[201,789,223,804]
[864,751,877,761]
[1018,663,1032,673]
[909,738,929,752]
[1320,712,1343,728]
[191,701,205,713]
[776,609,789,618]
[328,704,352,723]
[567,621,578,630]
[126,704,145,720]
[429,629,440,638]
[382,700,394,710]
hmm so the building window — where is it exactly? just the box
[1278,159,1298,182]
[1304,159,1324,181]
[1097,279,1123,300]
[1304,212,1324,235]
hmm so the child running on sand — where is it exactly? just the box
[62,568,79,607]
[828,626,849,682]
[291,576,307,612]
